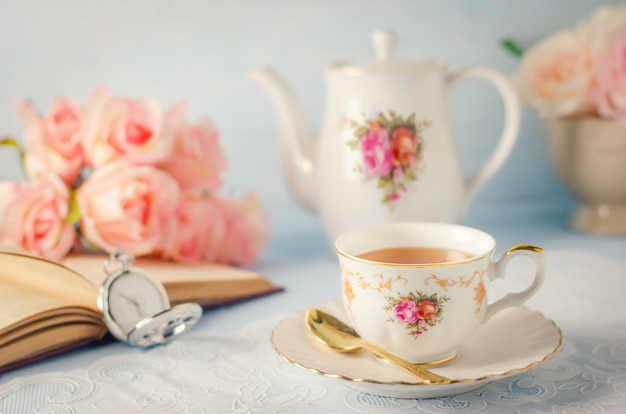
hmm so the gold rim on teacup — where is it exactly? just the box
[335,222,497,268]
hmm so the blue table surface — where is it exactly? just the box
[1,196,625,383]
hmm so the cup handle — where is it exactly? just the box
[446,66,521,213]
[482,244,545,322]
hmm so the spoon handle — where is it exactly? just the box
[364,343,451,384]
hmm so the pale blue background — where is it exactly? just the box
[3,5,626,409]
[0,0,623,255]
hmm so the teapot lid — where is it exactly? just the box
[330,28,443,74]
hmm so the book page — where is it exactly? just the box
[63,255,279,306]
[0,322,105,371]
[0,252,98,310]
[0,283,89,333]
[0,246,278,311]
[0,245,106,372]
[0,309,102,346]
[63,255,268,285]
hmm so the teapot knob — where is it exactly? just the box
[372,27,397,60]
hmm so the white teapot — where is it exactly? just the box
[249,28,520,247]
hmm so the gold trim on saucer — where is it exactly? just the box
[270,307,564,388]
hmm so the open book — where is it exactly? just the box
[0,246,281,373]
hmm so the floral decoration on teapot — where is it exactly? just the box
[347,110,430,210]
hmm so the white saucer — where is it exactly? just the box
[271,300,562,399]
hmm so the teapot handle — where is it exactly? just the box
[446,66,521,212]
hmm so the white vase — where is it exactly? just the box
[543,117,626,234]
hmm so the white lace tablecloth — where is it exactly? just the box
[1,250,625,413]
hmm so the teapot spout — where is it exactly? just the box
[247,67,317,212]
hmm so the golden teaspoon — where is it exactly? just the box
[305,308,451,385]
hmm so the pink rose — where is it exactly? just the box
[0,176,75,260]
[157,192,225,263]
[577,4,626,48]
[160,102,227,192]
[76,161,180,256]
[360,125,392,177]
[81,86,173,167]
[16,97,84,186]
[519,29,597,117]
[591,26,626,124]
[213,193,270,266]
[394,299,418,324]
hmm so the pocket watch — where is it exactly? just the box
[97,248,202,347]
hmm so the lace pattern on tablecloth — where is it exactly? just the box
[0,251,625,413]
[0,326,624,413]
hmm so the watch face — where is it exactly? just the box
[102,268,170,338]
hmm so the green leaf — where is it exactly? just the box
[354,126,369,138]
[377,176,390,188]
[407,113,416,127]
[388,110,398,122]
[416,119,432,133]
[346,139,359,150]
[377,112,390,128]
[1,137,26,175]
[65,189,82,224]
[0,137,25,160]
[501,39,524,58]
[404,167,417,180]
[0,137,23,150]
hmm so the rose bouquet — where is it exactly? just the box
[383,291,449,339]
[0,86,270,265]
[347,111,428,209]
[512,3,626,123]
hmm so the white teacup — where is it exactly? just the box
[335,222,545,365]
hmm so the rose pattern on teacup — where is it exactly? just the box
[336,223,545,364]
[383,292,449,338]
[346,111,430,210]
[341,263,487,318]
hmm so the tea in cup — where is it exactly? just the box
[335,222,545,365]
